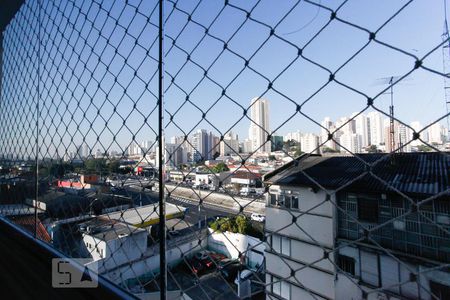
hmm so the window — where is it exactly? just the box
[430,281,450,300]
[285,195,291,208]
[291,196,299,209]
[357,196,378,223]
[270,275,291,300]
[281,237,291,256]
[268,275,291,300]
[338,254,355,276]
[270,194,277,205]
[273,278,281,296]
[272,235,281,253]
[281,280,291,300]
[271,235,291,256]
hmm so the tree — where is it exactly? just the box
[84,158,107,174]
[108,160,121,174]
[322,146,339,153]
[367,145,379,153]
[417,145,432,152]
[294,148,304,157]
[209,215,263,238]
[235,215,250,234]
[268,155,276,161]
[212,162,229,173]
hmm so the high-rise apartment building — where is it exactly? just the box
[367,111,384,146]
[300,133,319,154]
[249,97,271,153]
[219,131,239,156]
[190,129,218,161]
[354,113,370,148]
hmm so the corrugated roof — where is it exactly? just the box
[265,152,450,195]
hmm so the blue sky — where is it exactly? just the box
[163,0,448,139]
[2,0,449,156]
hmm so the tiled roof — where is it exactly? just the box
[8,215,52,243]
[264,152,450,195]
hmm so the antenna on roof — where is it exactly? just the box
[375,75,403,153]
[442,0,450,140]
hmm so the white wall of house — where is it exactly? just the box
[101,238,208,284]
[207,229,265,269]
[83,235,106,261]
[336,244,450,300]
[83,229,147,270]
[265,186,336,299]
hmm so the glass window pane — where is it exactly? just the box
[281,280,290,299]
[270,194,277,205]
[273,280,281,296]
[292,196,299,209]
[282,237,290,256]
[285,196,291,208]
[272,235,281,253]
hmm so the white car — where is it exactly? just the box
[250,213,265,222]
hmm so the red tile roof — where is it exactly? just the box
[8,215,52,243]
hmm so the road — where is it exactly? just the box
[113,184,245,227]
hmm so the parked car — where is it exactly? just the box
[251,213,265,222]
[217,258,240,270]
[220,262,245,281]
[184,258,205,275]
[193,250,214,268]
[234,269,253,284]
[193,251,227,269]
[167,230,181,239]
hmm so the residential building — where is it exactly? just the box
[300,133,319,154]
[165,143,187,167]
[354,113,370,148]
[249,97,271,153]
[190,129,216,161]
[284,131,302,143]
[241,139,253,153]
[263,153,449,300]
[220,131,240,156]
[271,135,284,151]
[428,123,445,145]
[320,117,339,151]
[339,132,362,154]
[367,111,384,146]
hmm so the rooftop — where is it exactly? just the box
[81,218,146,242]
[101,203,187,228]
[264,152,450,195]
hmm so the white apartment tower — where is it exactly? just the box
[300,133,319,154]
[354,113,370,148]
[367,111,384,146]
[249,97,271,153]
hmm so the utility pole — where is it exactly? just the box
[442,0,450,140]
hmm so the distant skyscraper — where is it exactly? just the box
[190,129,218,161]
[220,131,239,156]
[367,111,384,146]
[340,132,362,154]
[284,131,302,143]
[300,133,319,154]
[428,123,444,145]
[354,113,370,148]
[248,97,271,153]
[321,117,339,151]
